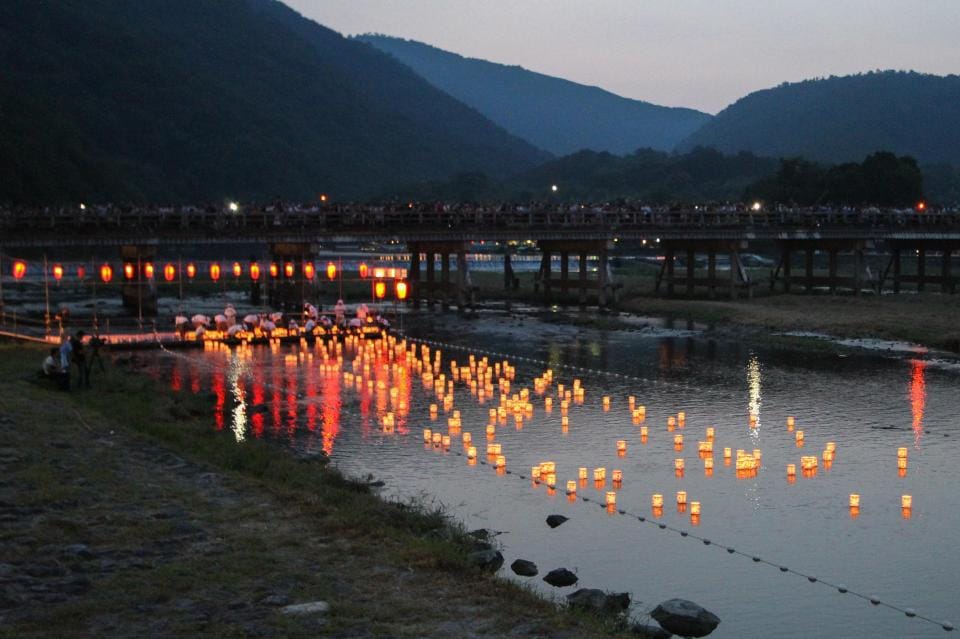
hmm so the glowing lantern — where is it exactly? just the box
[462,432,471,444]
[12,260,26,280]
[897,458,908,470]
[578,467,588,480]
[423,428,432,442]
[897,447,908,459]
[674,434,684,448]
[442,435,451,447]
[432,433,442,445]
[99,263,113,283]
[795,430,804,442]
[164,263,176,282]
[690,501,701,516]
[495,455,506,468]
[640,425,648,437]
[703,457,714,470]
[652,494,664,508]
[901,495,912,509]
[249,263,261,281]
[674,458,685,471]
[667,416,676,428]
[566,480,576,494]
[269,262,279,278]
[531,466,541,479]
[787,416,795,428]
[359,263,369,279]
[605,491,616,507]
[395,280,408,301]
[284,262,294,278]
[186,263,197,279]
[612,469,623,483]
[826,442,836,453]
[374,281,386,299]
[698,441,713,453]
[76,266,86,280]
[123,262,135,280]
[723,447,732,459]
[787,464,796,477]
[52,264,64,281]
[326,262,337,281]
[706,427,715,439]
[373,267,386,279]
[616,440,627,453]
[849,494,860,508]
[678,411,686,425]
[230,261,241,278]
[143,262,154,279]
[209,263,221,281]
[677,490,687,505]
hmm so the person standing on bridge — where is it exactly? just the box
[334,299,346,326]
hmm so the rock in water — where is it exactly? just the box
[650,599,720,637]
[510,559,539,577]
[543,568,578,587]
[566,588,631,614]
[467,549,504,572]
[546,514,569,528]
[631,623,673,638]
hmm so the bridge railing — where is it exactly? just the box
[2,205,960,236]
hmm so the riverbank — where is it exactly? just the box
[469,271,960,352]
[0,344,635,639]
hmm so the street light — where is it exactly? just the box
[228,201,239,213]
[551,184,558,193]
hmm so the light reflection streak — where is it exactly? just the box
[909,359,926,448]
[747,354,762,435]
[229,355,248,442]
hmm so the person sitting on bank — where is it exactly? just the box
[43,347,69,390]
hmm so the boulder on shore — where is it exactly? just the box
[650,598,720,637]
[467,549,504,572]
[542,568,578,587]
[566,588,631,614]
[510,559,538,577]
[631,623,673,638]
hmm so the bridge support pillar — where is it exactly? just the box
[268,243,317,312]
[119,245,157,319]
[536,240,616,308]
[881,240,960,294]
[657,240,750,299]
[408,242,475,311]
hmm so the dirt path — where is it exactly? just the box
[0,346,630,639]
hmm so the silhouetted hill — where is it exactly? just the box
[680,71,960,165]
[356,35,711,156]
[0,0,548,204]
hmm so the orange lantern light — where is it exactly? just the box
[99,263,113,283]
[76,266,86,280]
[143,262,155,279]
[250,262,261,281]
[269,262,279,278]
[232,261,242,278]
[395,280,408,301]
[186,263,197,279]
[304,262,315,280]
[284,262,294,278]
[373,267,386,279]
[209,262,221,282]
[163,263,176,282]
[326,261,337,281]
[12,260,27,280]
[123,262,135,280]
[374,280,386,299]
[52,264,64,282]
[359,263,369,279]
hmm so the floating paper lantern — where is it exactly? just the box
[677,490,687,505]
[825,442,836,453]
[787,416,795,428]
[849,494,860,508]
[674,458,685,470]
[787,463,796,476]
[703,457,714,470]
[652,494,664,508]
[677,411,686,425]
[531,466,541,479]
[897,447,908,459]
[546,473,556,488]
[466,446,476,459]
[605,491,616,507]
[901,495,912,509]
[706,427,715,439]
[578,467,588,480]
[566,480,577,494]
[690,501,701,516]
[441,435,451,447]
[640,426,648,437]
[698,441,713,453]
[612,469,623,483]
[723,447,732,459]
[422,428,432,442]
[667,416,676,428]
[495,455,506,468]
[432,432,442,445]
[897,458,908,470]
[674,434,684,448]
[616,440,627,452]
[462,432,471,444]
[795,430,804,442]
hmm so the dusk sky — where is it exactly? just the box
[284,0,959,114]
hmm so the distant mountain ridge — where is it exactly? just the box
[0,0,547,204]
[355,34,712,156]
[680,71,960,165]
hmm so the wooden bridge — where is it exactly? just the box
[3,204,960,307]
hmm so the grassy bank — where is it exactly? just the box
[0,343,634,638]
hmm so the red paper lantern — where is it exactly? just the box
[12,260,26,280]
[395,280,408,301]
[52,264,64,281]
[326,261,337,281]
[374,280,386,299]
[77,266,86,280]
[250,262,261,281]
[123,262,135,280]
[163,263,176,282]
[269,262,279,278]
[186,263,197,279]
[143,262,155,279]
[359,262,369,279]
[232,261,242,278]
[304,262,315,280]
[209,263,221,282]
[99,263,113,283]
[284,262,294,278]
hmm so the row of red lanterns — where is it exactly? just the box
[5,260,403,283]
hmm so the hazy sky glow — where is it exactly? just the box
[284,0,959,113]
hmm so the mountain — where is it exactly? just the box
[680,71,960,165]
[355,35,711,157]
[0,0,548,205]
